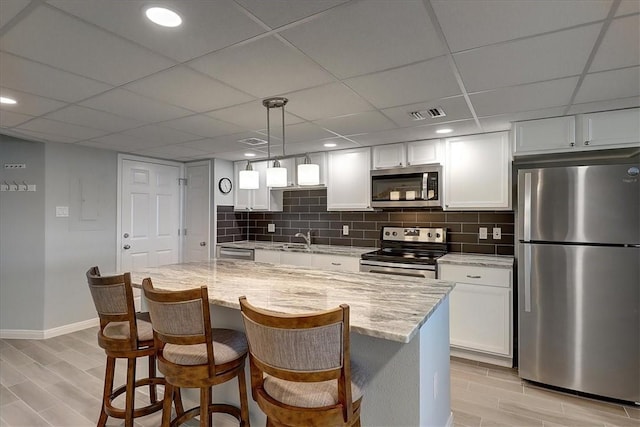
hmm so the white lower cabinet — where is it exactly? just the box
[254,249,359,272]
[439,263,513,366]
[254,249,281,264]
[311,253,360,272]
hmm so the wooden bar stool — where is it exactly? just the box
[86,266,177,427]
[239,296,366,427]
[142,278,251,427]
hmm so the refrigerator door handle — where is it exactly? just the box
[524,244,532,312]
[523,172,532,242]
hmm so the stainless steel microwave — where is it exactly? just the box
[371,164,442,208]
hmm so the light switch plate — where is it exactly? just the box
[267,223,275,233]
[493,227,501,239]
[56,206,69,217]
[479,227,488,239]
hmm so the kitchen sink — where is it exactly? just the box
[283,243,310,250]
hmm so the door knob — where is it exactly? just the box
[200,242,206,247]
[123,244,131,250]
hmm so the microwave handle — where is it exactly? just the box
[422,173,428,200]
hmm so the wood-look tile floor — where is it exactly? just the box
[0,327,637,426]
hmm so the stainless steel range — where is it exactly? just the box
[360,226,447,279]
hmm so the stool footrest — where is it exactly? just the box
[104,377,165,418]
[172,402,242,427]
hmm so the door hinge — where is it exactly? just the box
[184,228,187,236]
[178,178,188,186]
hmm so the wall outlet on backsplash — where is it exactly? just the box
[493,227,501,239]
[267,223,275,233]
[479,227,488,239]
[342,225,349,236]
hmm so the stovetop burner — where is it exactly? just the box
[361,226,448,265]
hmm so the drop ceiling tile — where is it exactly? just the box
[44,106,142,132]
[122,124,201,145]
[80,89,192,123]
[0,87,66,116]
[469,77,578,117]
[0,52,112,103]
[87,133,163,151]
[124,66,254,113]
[314,111,397,136]
[234,0,348,29]
[16,118,107,140]
[283,83,373,121]
[0,110,33,128]
[131,143,209,161]
[280,1,445,78]
[590,14,640,72]
[272,122,334,144]
[206,101,303,130]
[8,128,77,144]
[189,36,334,98]
[0,0,31,28]
[574,67,640,104]
[160,115,245,138]
[347,119,482,146]
[48,0,265,63]
[0,5,175,85]
[478,106,566,132]
[454,24,600,92]
[381,96,472,128]
[345,57,460,109]
[181,131,269,154]
[432,0,611,53]
[617,0,640,16]
[567,96,640,115]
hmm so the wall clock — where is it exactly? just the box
[218,177,232,194]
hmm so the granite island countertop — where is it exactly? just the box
[437,253,514,269]
[131,259,454,344]
[217,240,373,257]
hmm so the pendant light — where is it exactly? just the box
[297,154,320,186]
[238,161,259,189]
[264,97,288,188]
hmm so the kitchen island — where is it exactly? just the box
[131,259,455,427]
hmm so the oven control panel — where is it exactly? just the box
[381,226,446,243]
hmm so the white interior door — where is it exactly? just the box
[120,159,181,272]
[184,162,210,262]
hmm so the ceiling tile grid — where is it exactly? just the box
[0,1,637,161]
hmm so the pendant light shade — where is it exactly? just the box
[264,97,289,188]
[238,161,259,189]
[297,154,320,186]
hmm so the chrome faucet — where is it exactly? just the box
[294,230,312,248]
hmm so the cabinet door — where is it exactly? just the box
[406,139,441,165]
[514,116,576,154]
[311,254,360,272]
[281,251,312,267]
[327,147,372,210]
[372,143,405,168]
[581,108,640,148]
[444,132,511,210]
[233,161,251,210]
[449,283,511,356]
[254,249,281,264]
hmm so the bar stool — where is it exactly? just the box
[239,296,366,427]
[86,266,175,427]
[142,278,250,427]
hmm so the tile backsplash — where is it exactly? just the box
[217,189,514,255]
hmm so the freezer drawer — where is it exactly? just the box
[518,243,640,402]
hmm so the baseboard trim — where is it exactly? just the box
[445,411,454,427]
[0,317,99,340]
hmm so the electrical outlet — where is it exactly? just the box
[493,227,501,240]
[342,225,349,236]
[267,223,275,233]
[55,206,69,217]
[479,227,488,239]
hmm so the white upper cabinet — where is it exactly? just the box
[514,116,576,154]
[372,143,406,168]
[579,108,640,148]
[444,132,511,210]
[327,147,372,211]
[372,139,442,168]
[514,108,639,155]
[233,160,283,211]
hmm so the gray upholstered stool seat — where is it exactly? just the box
[263,361,367,408]
[103,319,154,341]
[163,329,249,366]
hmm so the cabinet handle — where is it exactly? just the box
[466,274,481,279]
[331,262,342,266]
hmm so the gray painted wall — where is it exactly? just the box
[212,158,234,248]
[0,136,46,331]
[0,135,118,333]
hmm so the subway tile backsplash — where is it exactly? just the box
[217,189,514,255]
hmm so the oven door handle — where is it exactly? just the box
[366,269,427,279]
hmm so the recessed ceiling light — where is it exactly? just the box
[0,96,17,104]
[323,142,337,148]
[244,152,256,157]
[145,7,182,27]
[436,128,453,134]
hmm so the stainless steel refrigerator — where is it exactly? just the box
[517,161,640,403]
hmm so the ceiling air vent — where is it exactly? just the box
[426,107,446,118]
[409,111,426,121]
[237,137,267,146]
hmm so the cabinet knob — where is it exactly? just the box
[584,140,590,146]
[200,242,207,247]
[570,142,575,147]
[407,162,411,166]
[399,162,403,166]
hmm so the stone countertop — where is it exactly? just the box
[131,260,454,344]
[217,240,374,257]
[437,253,514,269]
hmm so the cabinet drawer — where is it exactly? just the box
[312,254,359,272]
[439,264,511,288]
